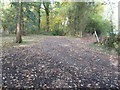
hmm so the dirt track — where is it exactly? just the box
[2,36,119,89]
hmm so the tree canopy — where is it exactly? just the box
[1,1,117,44]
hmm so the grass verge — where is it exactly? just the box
[89,43,118,55]
[1,34,45,50]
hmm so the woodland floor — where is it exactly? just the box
[1,36,119,89]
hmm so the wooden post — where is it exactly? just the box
[81,31,82,38]
[94,30,100,43]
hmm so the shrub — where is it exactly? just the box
[52,29,65,36]
[104,33,120,54]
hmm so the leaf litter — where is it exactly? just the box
[2,36,119,89]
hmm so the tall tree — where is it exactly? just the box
[37,2,41,32]
[67,2,90,36]
[16,1,22,43]
[43,2,50,32]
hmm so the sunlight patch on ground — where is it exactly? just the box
[1,35,44,49]
[13,44,30,48]
[109,55,118,67]
[62,44,69,47]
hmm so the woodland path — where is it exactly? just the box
[2,36,119,89]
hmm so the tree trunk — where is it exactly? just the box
[43,2,50,32]
[16,1,22,43]
[46,12,49,32]
[38,3,41,32]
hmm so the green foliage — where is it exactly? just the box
[103,33,120,54]
[85,16,113,37]
[1,3,18,33]
[52,29,65,36]
[1,1,116,40]
[84,2,113,37]
[66,2,90,36]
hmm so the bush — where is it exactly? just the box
[52,29,65,36]
[104,33,120,54]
